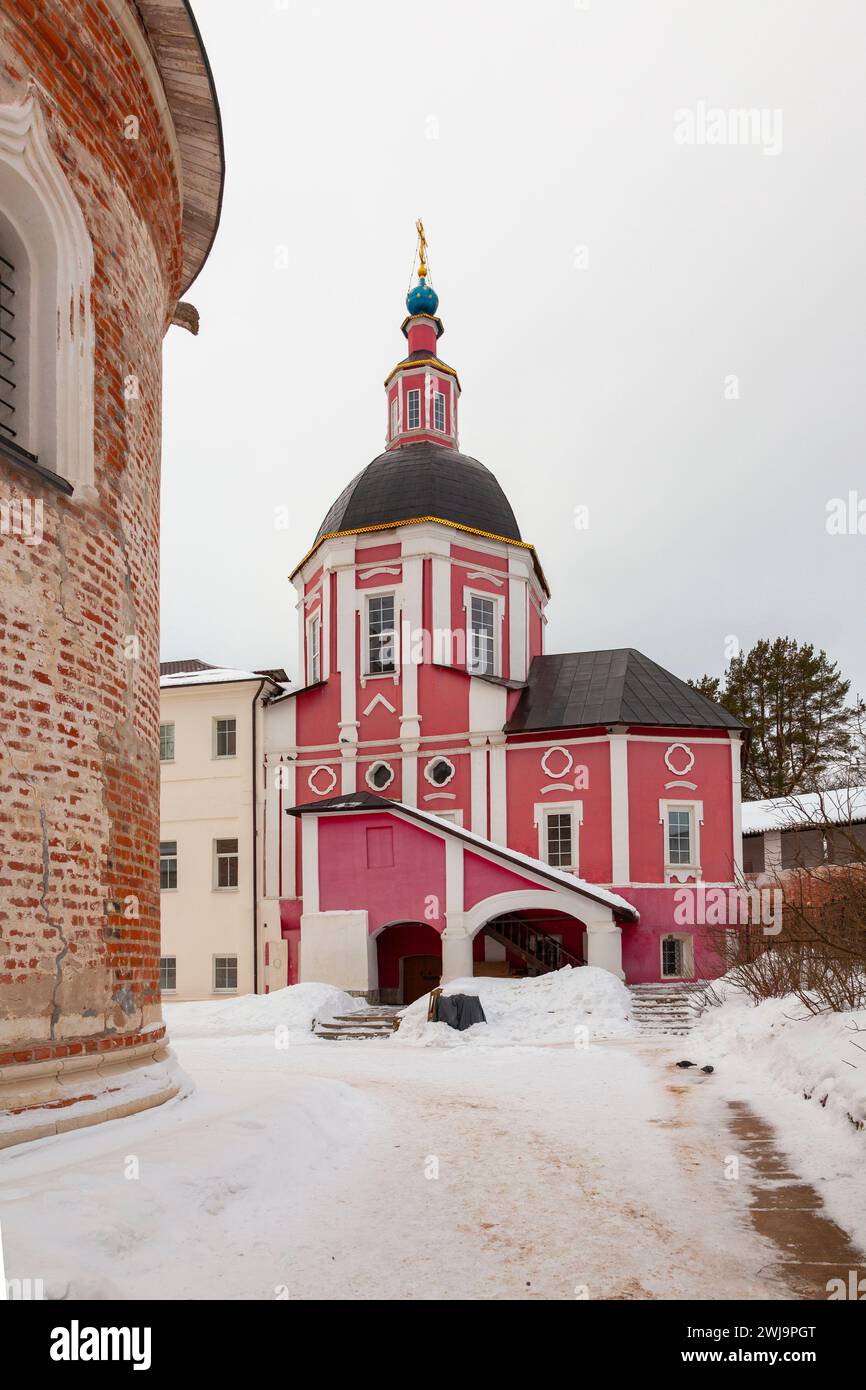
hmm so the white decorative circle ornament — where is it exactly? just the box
[541,746,573,780]
[664,743,695,777]
[308,764,337,796]
[424,756,456,788]
[365,761,395,792]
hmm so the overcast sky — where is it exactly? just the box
[160,0,866,703]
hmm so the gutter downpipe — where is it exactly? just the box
[251,678,266,993]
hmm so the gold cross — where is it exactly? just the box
[416,218,428,278]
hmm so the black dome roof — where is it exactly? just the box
[315,442,522,544]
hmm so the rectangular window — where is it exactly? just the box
[214,717,236,759]
[662,936,685,978]
[213,955,238,992]
[160,840,177,891]
[367,594,396,674]
[159,722,175,762]
[407,389,421,430]
[545,811,573,869]
[668,808,692,865]
[468,594,496,675]
[159,957,177,992]
[214,838,239,889]
[390,397,399,439]
[308,613,321,684]
[433,391,446,432]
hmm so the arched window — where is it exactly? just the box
[0,95,94,489]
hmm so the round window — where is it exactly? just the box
[425,757,455,787]
[367,761,394,791]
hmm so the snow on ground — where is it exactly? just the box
[2,978,863,1300]
[396,965,636,1046]
[163,983,363,1040]
[691,984,866,1250]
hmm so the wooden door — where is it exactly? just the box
[402,955,441,1005]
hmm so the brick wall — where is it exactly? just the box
[0,1,183,1058]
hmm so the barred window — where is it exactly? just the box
[661,936,684,978]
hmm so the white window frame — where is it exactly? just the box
[390,396,398,440]
[423,755,456,788]
[307,610,321,685]
[659,799,703,883]
[213,954,238,994]
[159,956,177,993]
[213,717,237,760]
[406,387,421,430]
[660,933,695,981]
[159,721,175,763]
[534,801,583,873]
[159,840,178,892]
[213,837,239,891]
[0,95,94,487]
[464,587,505,677]
[433,390,446,432]
[363,589,399,679]
[365,760,395,792]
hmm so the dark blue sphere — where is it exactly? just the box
[406,278,439,316]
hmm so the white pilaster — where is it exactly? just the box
[489,735,507,844]
[609,732,630,884]
[585,920,623,979]
[730,734,743,879]
[301,814,320,913]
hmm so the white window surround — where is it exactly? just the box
[533,800,583,872]
[0,95,94,488]
[423,755,456,788]
[406,388,421,430]
[213,954,238,994]
[390,396,398,440]
[660,932,695,980]
[307,610,321,685]
[659,799,704,883]
[361,588,400,684]
[464,586,505,678]
[365,760,395,792]
[433,390,446,432]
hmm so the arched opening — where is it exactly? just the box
[474,908,587,979]
[375,920,442,1005]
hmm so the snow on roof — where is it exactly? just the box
[742,786,866,835]
[160,665,275,689]
[291,790,638,919]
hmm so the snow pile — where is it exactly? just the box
[692,981,866,1131]
[395,966,635,1046]
[164,983,364,1041]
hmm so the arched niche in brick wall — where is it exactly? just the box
[0,90,94,490]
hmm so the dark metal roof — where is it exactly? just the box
[505,649,748,735]
[159,658,214,676]
[314,442,522,544]
[286,792,638,919]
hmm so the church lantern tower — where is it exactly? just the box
[384,220,460,451]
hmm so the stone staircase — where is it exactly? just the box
[313,1006,403,1041]
[629,981,710,1037]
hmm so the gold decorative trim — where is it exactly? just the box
[290,515,550,594]
[384,358,460,389]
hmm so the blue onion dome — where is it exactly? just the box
[406,277,439,316]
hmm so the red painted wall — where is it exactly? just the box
[318,813,447,934]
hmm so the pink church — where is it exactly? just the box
[261,237,746,1004]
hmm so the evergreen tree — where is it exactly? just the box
[689,638,857,799]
